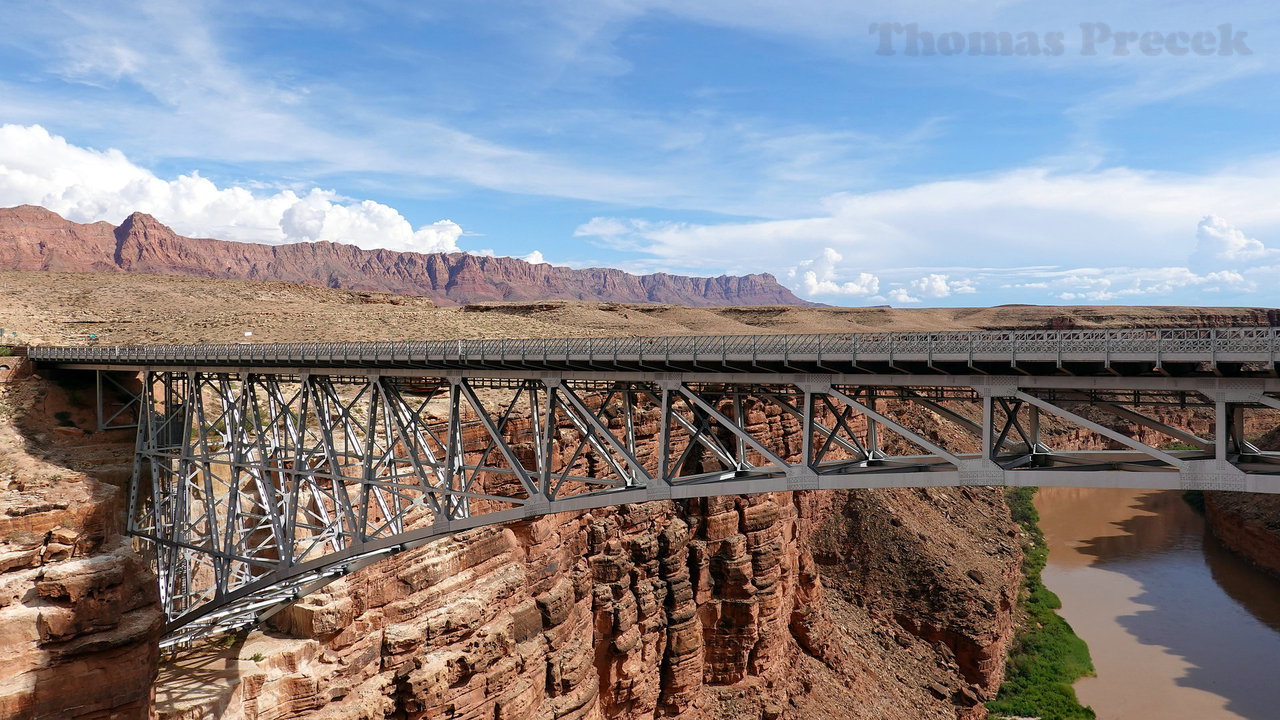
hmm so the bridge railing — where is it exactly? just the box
[26,326,1280,367]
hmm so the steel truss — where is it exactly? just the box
[122,369,1280,648]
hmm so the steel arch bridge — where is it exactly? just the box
[29,327,1280,648]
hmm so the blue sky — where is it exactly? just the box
[1,1,1279,306]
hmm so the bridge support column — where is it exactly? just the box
[981,393,994,462]
[865,388,882,460]
[1209,384,1271,462]
[1215,398,1229,463]
[95,369,142,431]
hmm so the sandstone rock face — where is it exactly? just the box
[805,488,1020,697]
[157,399,1021,720]
[0,207,813,307]
[158,491,1018,720]
[0,206,119,273]
[1203,493,1280,579]
[0,384,163,720]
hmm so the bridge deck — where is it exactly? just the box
[28,326,1280,376]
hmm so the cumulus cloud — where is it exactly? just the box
[782,260,978,304]
[522,250,546,264]
[901,273,977,299]
[787,248,879,296]
[1191,215,1277,268]
[277,194,461,252]
[0,124,461,254]
[887,288,920,304]
[909,274,951,299]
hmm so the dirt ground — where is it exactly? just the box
[1,270,1275,347]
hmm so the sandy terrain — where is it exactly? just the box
[1,270,1275,347]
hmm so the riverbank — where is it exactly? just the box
[987,488,1096,720]
[1203,491,1280,579]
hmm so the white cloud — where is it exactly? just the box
[1047,266,1253,302]
[412,220,465,253]
[279,196,460,253]
[3,0,1276,227]
[0,124,461,253]
[1191,215,1277,268]
[522,250,546,264]
[788,247,879,296]
[0,3,677,212]
[896,274,979,300]
[910,274,950,298]
[907,274,942,298]
[574,163,1280,304]
[888,289,920,304]
[575,165,1280,276]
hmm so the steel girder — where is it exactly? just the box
[125,370,1280,648]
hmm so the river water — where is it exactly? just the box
[1035,488,1280,720]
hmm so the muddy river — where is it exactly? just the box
[1034,488,1280,719]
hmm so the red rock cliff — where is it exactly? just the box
[0,207,813,308]
[0,381,163,720]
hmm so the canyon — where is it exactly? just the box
[3,350,1023,720]
[2,270,1280,719]
[0,206,810,307]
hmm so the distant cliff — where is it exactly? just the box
[0,205,814,307]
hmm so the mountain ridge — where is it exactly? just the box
[0,205,816,307]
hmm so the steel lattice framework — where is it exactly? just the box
[27,327,1280,648]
